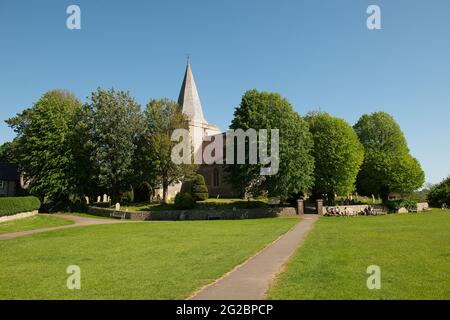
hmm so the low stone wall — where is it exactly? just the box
[87,206,297,221]
[321,204,387,215]
[0,210,38,223]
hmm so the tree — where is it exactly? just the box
[142,99,196,203]
[84,88,143,203]
[427,176,450,207]
[0,142,16,163]
[305,112,364,205]
[227,90,315,200]
[5,90,84,203]
[191,174,209,201]
[354,112,425,201]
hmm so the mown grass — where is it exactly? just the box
[268,209,450,300]
[0,215,73,235]
[0,217,299,299]
[63,212,116,220]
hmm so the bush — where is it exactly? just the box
[192,174,209,201]
[174,192,196,210]
[384,199,417,213]
[0,196,41,217]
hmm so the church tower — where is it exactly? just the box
[155,62,237,201]
[178,63,221,163]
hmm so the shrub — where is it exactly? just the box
[0,196,41,217]
[384,199,417,213]
[174,192,196,210]
[192,174,209,201]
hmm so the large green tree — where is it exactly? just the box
[5,90,84,203]
[142,99,196,203]
[354,112,425,201]
[305,112,364,204]
[84,88,143,203]
[227,90,314,200]
[427,176,450,207]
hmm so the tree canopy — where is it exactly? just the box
[354,112,424,200]
[0,142,15,163]
[427,176,450,207]
[5,90,83,203]
[305,112,364,204]
[141,98,196,203]
[227,90,315,200]
[83,88,144,203]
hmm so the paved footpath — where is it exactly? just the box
[190,214,319,300]
[0,214,128,241]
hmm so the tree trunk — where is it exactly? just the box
[162,180,169,204]
[112,184,120,204]
[328,193,335,206]
[380,186,390,203]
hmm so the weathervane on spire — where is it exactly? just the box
[186,54,190,65]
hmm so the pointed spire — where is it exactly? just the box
[178,62,206,124]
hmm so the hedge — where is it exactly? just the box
[0,196,41,217]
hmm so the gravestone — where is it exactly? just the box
[115,203,120,211]
[85,197,90,205]
[103,194,108,203]
[97,196,101,203]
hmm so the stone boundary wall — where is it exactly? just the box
[0,210,38,223]
[321,204,387,215]
[323,202,430,214]
[87,206,297,221]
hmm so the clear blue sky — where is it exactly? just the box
[0,0,449,184]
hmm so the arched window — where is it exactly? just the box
[213,168,220,187]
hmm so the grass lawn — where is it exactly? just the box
[0,217,298,299]
[268,209,450,300]
[63,212,116,220]
[0,215,73,235]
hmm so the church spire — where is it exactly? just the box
[178,62,206,124]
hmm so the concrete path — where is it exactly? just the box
[0,214,128,241]
[190,214,319,300]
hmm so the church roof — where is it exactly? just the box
[178,63,207,124]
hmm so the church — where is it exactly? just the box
[159,63,239,200]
